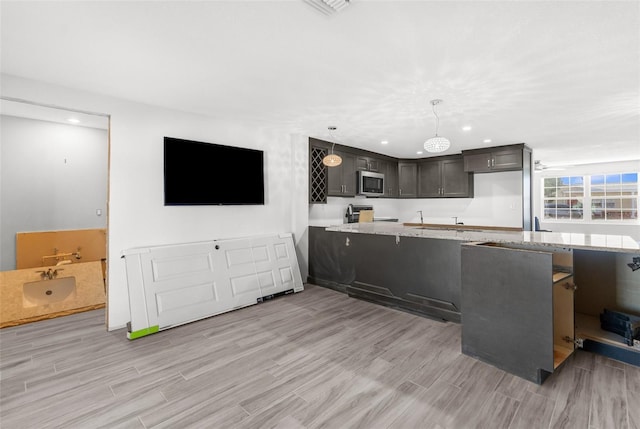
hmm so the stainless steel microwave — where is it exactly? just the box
[357,171,385,196]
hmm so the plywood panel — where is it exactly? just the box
[553,276,575,368]
[358,210,374,223]
[16,228,106,269]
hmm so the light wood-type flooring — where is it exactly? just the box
[1,284,638,428]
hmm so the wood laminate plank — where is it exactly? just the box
[0,382,116,427]
[109,371,185,398]
[141,373,277,427]
[1,284,638,429]
[2,365,138,415]
[241,393,308,429]
[495,372,532,401]
[630,378,640,429]
[440,360,506,428]
[239,353,335,415]
[548,367,593,429]
[158,352,279,403]
[473,390,520,429]
[589,364,629,429]
[346,380,423,429]
[387,378,460,428]
[508,390,556,429]
[406,345,469,390]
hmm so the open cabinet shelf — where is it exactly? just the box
[553,345,574,369]
[575,312,640,353]
[552,270,573,283]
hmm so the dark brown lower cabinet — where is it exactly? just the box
[461,242,576,384]
[308,226,461,322]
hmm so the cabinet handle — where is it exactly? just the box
[399,189,402,195]
[487,159,490,168]
[491,158,495,167]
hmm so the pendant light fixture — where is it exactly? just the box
[322,126,343,167]
[424,99,451,153]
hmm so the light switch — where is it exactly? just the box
[96,209,102,216]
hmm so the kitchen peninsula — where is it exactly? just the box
[308,222,640,383]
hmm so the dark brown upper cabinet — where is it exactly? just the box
[463,144,527,173]
[327,149,357,197]
[398,161,418,198]
[418,156,474,198]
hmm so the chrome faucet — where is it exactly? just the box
[417,210,424,224]
[452,216,464,225]
[36,268,63,280]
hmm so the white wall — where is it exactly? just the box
[533,160,640,240]
[0,115,108,270]
[1,74,308,330]
[310,170,523,228]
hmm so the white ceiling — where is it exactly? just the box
[1,1,638,166]
[0,99,109,130]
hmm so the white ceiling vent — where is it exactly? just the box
[303,0,351,15]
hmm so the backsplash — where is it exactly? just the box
[309,171,523,228]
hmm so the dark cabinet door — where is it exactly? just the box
[341,152,357,195]
[398,162,418,198]
[385,161,399,197]
[492,149,522,171]
[327,151,344,196]
[356,156,382,172]
[356,157,369,171]
[418,160,442,197]
[461,243,575,384]
[442,158,473,197]
[367,158,381,172]
[327,151,356,196]
[418,157,473,198]
[464,153,492,172]
[464,148,523,172]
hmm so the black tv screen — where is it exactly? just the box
[164,137,264,205]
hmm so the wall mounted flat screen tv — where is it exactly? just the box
[164,137,264,205]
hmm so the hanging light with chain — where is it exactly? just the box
[424,99,451,153]
[322,126,343,167]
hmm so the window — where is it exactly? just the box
[542,172,638,222]
[543,176,584,220]
[590,173,638,220]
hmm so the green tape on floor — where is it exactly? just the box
[127,325,159,340]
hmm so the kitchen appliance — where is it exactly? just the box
[345,204,373,223]
[345,204,399,223]
[357,171,385,197]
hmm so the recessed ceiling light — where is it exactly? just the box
[68,118,80,124]
[381,140,388,145]
[416,151,423,155]
[462,126,472,131]
[483,139,492,143]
